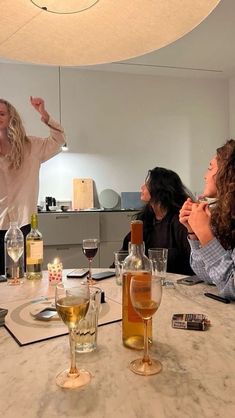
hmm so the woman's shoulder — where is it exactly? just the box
[168,211,187,231]
[165,211,180,223]
[23,135,44,157]
[26,135,46,149]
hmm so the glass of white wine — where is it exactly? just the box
[55,282,91,389]
[130,275,162,375]
[6,239,24,285]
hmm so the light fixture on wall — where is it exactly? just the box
[0,1,221,66]
[58,66,68,152]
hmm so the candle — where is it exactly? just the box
[48,258,63,285]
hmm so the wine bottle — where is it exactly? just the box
[26,214,43,280]
[4,222,24,285]
[122,220,152,349]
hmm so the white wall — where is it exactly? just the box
[0,64,59,131]
[42,68,229,200]
[0,63,229,204]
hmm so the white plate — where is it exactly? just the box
[99,189,119,209]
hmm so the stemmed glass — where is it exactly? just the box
[82,238,98,284]
[55,282,91,389]
[130,275,162,375]
[6,240,24,285]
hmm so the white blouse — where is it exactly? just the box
[0,118,65,230]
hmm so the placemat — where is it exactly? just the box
[4,296,122,346]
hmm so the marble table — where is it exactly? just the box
[0,271,234,418]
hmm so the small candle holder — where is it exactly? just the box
[48,258,63,285]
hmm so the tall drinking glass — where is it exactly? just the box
[82,238,98,284]
[55,282,91,389]
[114,250,129,285]
[130,275,162,375]
[148,248,173,287]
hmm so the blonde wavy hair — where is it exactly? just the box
[0,99,28,169]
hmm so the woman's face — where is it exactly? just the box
[0,102,10,130]
[203,157,218,197]
[140,182,151,202]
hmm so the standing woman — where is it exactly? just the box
[179,140,235,299]
[120,167,195,275]
[0,97,65,274]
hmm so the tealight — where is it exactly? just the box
[48,258,63,285]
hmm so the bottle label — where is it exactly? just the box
[27,241,43,264]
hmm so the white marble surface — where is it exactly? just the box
[0,271,234,418]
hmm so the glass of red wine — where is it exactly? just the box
[82,239,98,284]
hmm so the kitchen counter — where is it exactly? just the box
[38,209,138,213]
[0,272,234,418]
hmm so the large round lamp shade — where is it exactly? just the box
[0,0,221,66]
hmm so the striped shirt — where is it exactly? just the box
[189,238,235,300]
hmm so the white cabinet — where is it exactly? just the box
[38,212,100,269]
[99,211,136,267]
[100,212,135,242]
[38,212,100,245]
[38,211,137,269]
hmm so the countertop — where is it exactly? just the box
[0,271,234,418]
[38,209,138,213]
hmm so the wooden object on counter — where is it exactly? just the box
[73,178,94,210]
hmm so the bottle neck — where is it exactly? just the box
[123,241,150,272]
[129,242,145,256]
[31,214,38,229]
[9,221,18,228]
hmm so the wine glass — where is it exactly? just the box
[129,275,162,375]
[6,240,24,285]
[82,238,98,284]
[55,282,91,389]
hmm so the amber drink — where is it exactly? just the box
[122,220,152,350]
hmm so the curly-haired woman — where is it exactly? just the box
[119,167,195,275]
[179,140,235,299]
[0,96,65,274]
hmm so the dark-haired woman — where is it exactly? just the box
[179,140,235,299]
[120,167,195,275]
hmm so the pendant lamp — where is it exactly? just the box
[0,0,221,66]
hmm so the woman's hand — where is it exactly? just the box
[188,202,214,246]
[179,198,194,232]
[30,96,49,123]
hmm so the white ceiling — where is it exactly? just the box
[87,0,235,79]
[1,0,234,79]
